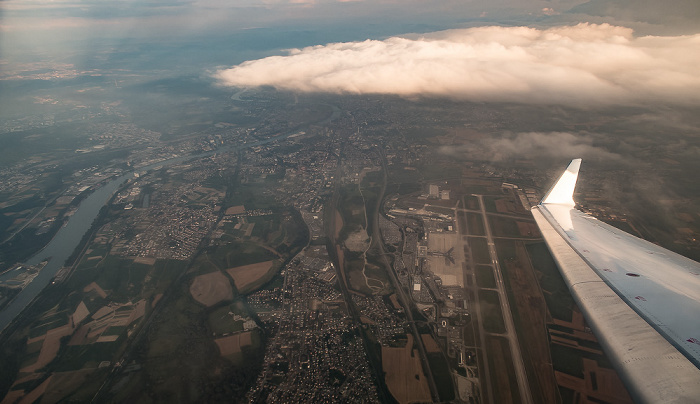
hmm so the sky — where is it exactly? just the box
[3,0,698,108]
[2,0,699,57]
[0,0,697,136]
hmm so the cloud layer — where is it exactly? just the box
[439,131,622,163]
[215,23,700,107]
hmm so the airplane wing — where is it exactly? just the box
[531,159,700,404]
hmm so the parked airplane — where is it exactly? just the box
[532,159,700,404]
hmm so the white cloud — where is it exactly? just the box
[214,23,700,107]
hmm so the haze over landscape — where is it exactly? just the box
[0,0,699,402]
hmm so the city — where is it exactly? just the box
[3,81,698,402]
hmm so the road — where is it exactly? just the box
[1,187,72,246]
[372,147,441,402]
[325,141,395,404]
[477,195,533,404]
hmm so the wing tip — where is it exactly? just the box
[541,158,582,206]
[567,158,582,174]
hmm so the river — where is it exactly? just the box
[0,103,341,332]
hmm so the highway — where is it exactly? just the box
[477,195,533,404]
[374,147,441,402]
[325,142,395,404]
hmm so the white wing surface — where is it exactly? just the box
[532,159,700,404]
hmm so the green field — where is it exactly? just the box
[53,341,122,372]
[479,290,506,334]
[526,242,574,322]
[463,195,480,210]
[103,325,127,336]
[337,184,368,242]
[550,344,583,378]
[225,183,279,211]
[475,265,496,289]
[360,172,382,236]
[346,259,373,295]
[208,305,245,336]
[387,166,423,195]
[481,197,499,213]
[495,238,517,262]
[138,282,264,402]
[208,241,278,270]
[416,161,463,181]
[468,237,491,265]
[489,216,521,237]
[28,313,69,339]
[485,335,521,404]
[148,260,187,296]
[465,212,485,236]
[363,255,392,295]
[427,353,455,401]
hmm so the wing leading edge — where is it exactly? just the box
[532,159,700,404]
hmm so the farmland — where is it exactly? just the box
[381,334,432,404]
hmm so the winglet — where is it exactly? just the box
[541,159,581,206]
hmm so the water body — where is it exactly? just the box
[0,103,340,332]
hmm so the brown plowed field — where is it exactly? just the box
[381,334,432,404]
[226,260,274,293]
[189,271,233,306]
[215,331,253,359]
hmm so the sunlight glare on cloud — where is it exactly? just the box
[214,23,700,107]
